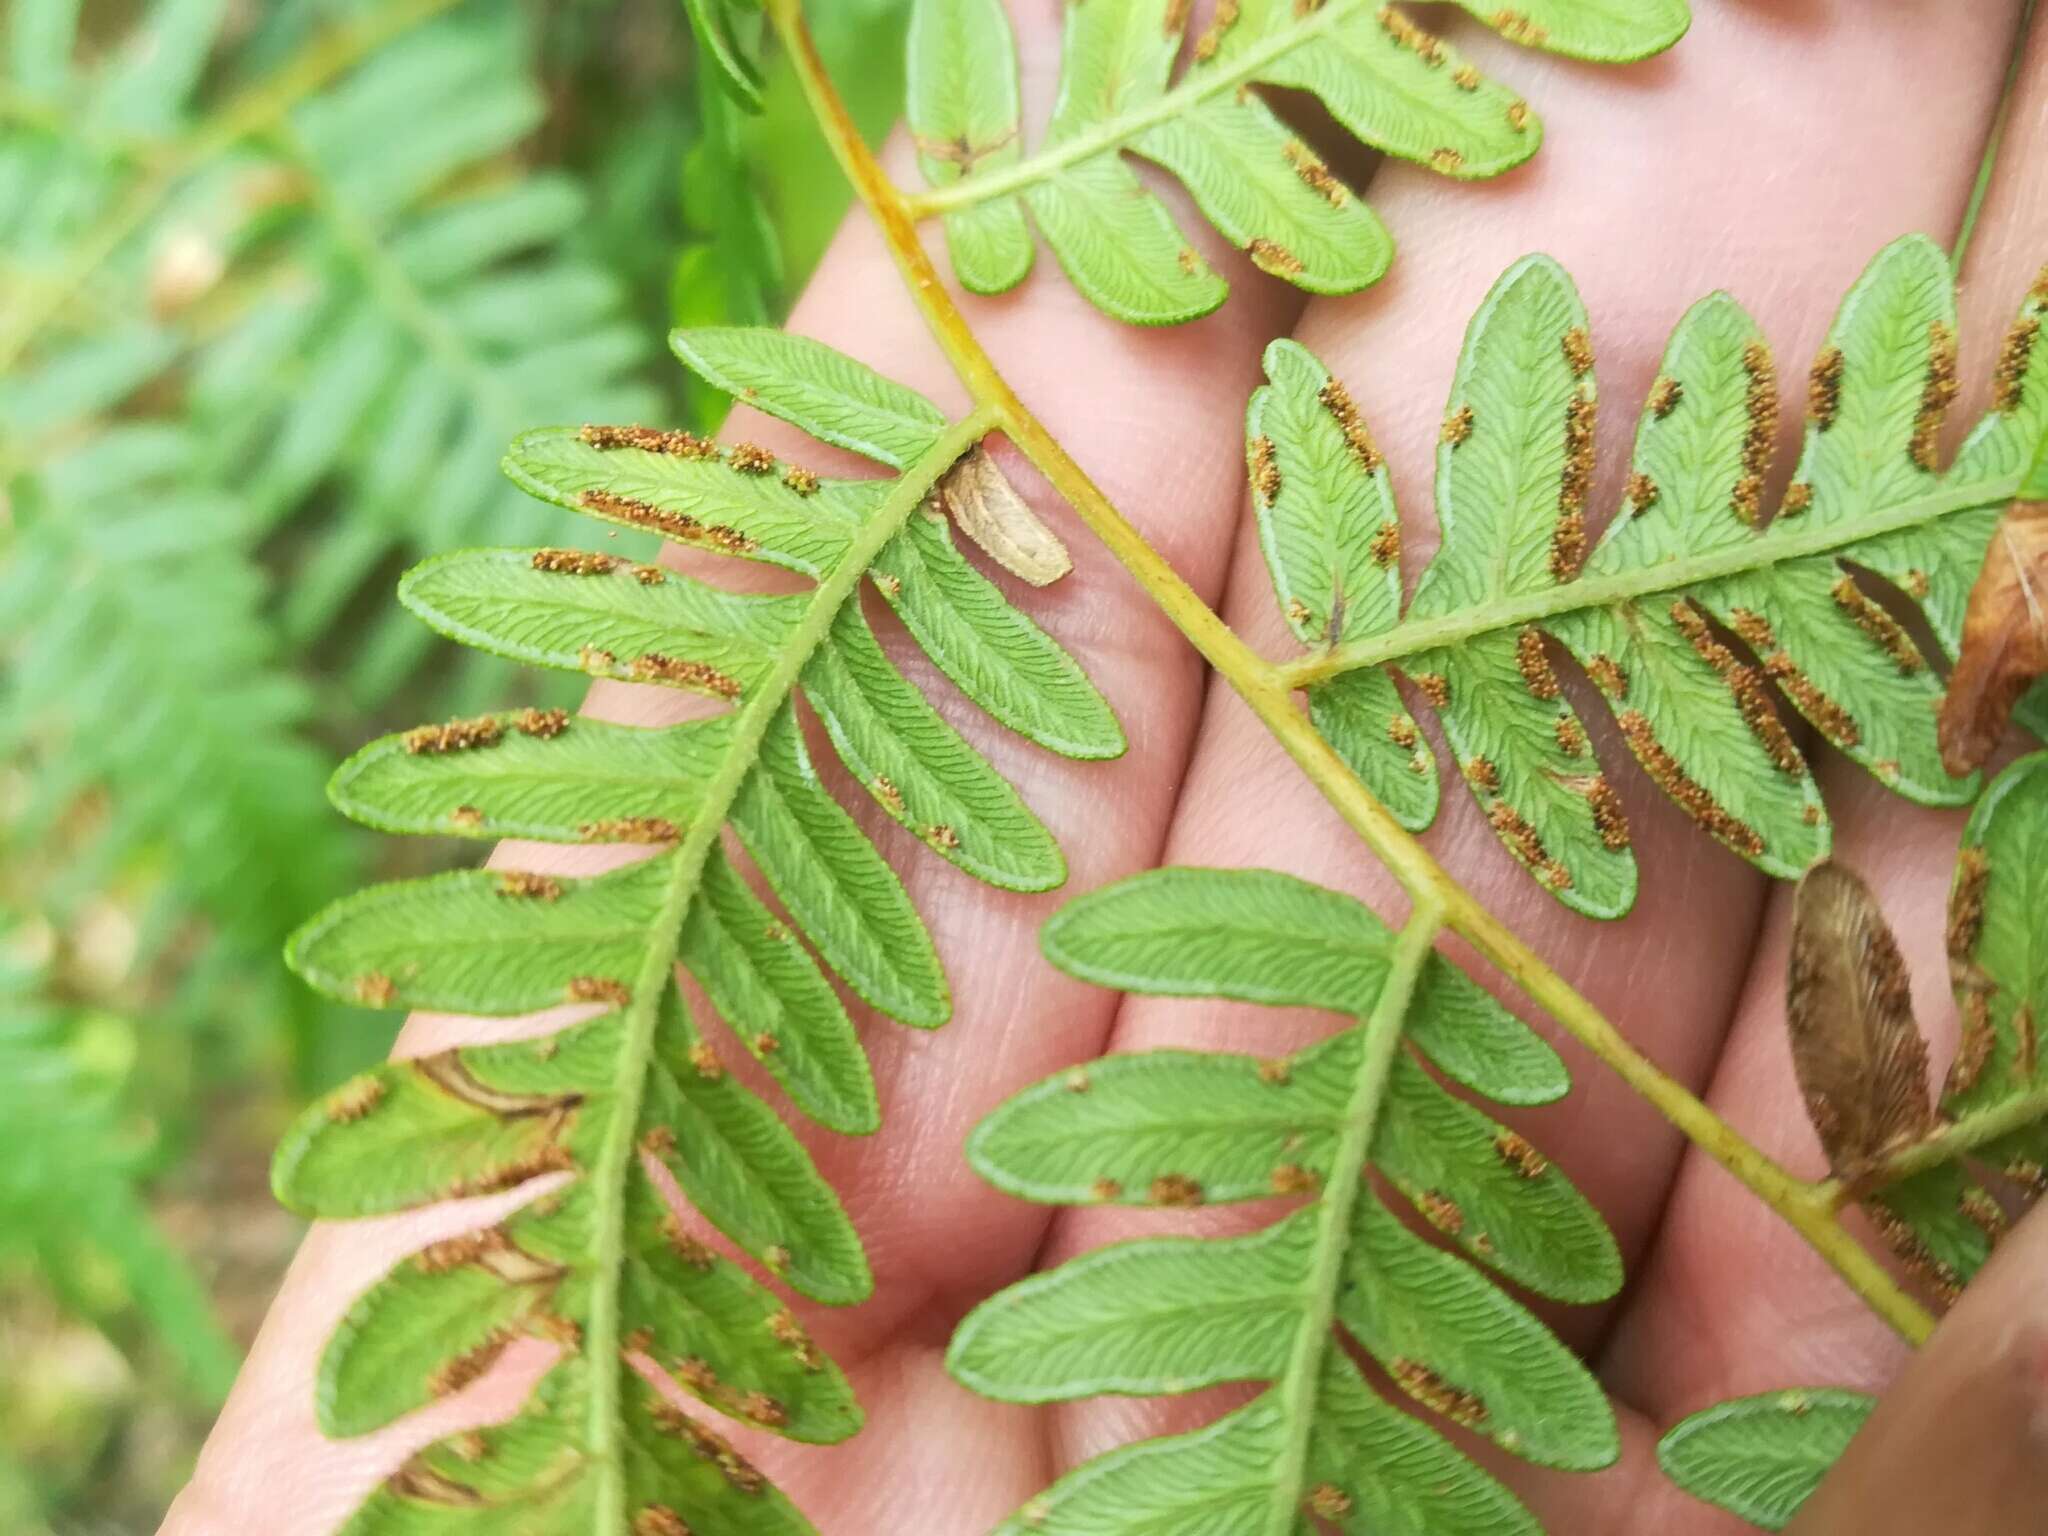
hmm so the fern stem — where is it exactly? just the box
[1828,1082,2048,1208]
[1267,902,1443,1533]
[765,0,1937,1344]
[580,404,999,1524]
[897,0,1357,218]
[1952,0,2039,277]
[1277,477,2023,688]
[0,0,459,380]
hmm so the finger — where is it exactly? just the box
[165,6,1312,1529]
[1788,1201,2048,1535]
[1038,0,2022,1496]
[1603,1,2048,1439]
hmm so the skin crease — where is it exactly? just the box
[160,6,2048,1534]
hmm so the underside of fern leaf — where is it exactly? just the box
[1807,752,2048,1304]
[1658,1389,1875,1532]
[274,331,1122,1533]
[1661,749,2048,1529]
[1253,236,2048,917]
[949,867,1621,1534]
[905,0,1689,324]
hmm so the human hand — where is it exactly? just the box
[164,5,2048,1532]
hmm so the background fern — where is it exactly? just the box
[1253,238,2048,917]
[950,867,1619,1534]
[903,0,1689,323]
[0,0,907,1524]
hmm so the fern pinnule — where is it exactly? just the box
[1257,237,2048,918]
[1658,1389,1877,1532]
[904,0,1690,323]
[950,867,1619,1535]
[276,332,1121,1533]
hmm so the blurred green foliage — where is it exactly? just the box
[0,0,905,1526]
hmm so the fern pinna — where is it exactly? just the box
[274,331,1121,1534]
[1251,236,2048,917]
[904,0,1688,323]
[1660,750,2048,1530]
[950,868,1617,1533]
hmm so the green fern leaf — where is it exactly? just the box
[1657,1390,1875,1531]
[952,866,1620,1534]
[1939,751,2048,1134]
[218,12,660,697]
[904,0,1688,322]
[398,548,806,690]
[331,710,737,843]
[278,333,1118,1533]
[1036,866,1565,1102]
[0,423,346,944]
[0,949,241,1405]
[1259,238,2048,917]
[1448,0,1688,61]
[730,703,949,1027]
[681,0,769,111]
[871,509,1126,758]
[670,328,949,467]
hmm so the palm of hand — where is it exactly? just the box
[166,7,2048,1534]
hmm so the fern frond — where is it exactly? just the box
[2,3,661,703]
[276,334,1121,1533]
[0,423,346,940]
[1257,237,2048,917]
[0,944,240,1403]
[903,0,1688,323]
[224,13,660,696]
[949,867,1619,1534]
[1657,1389,1874,1532]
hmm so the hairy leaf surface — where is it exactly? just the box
[952,867,1620,1534]
[1254,240,2048,917]
[278,333,1117,1532]
[905,0,1688,322]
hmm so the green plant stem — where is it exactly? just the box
[580,405,997,1523]
[1267,903,1443,1532]
[764,0,1937,1344]
[1953,0,2039,276]
[1825,1082,2048,1209]
[1278,480,2023,688]
[0,0,458,379]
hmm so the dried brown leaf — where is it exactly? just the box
[1937,499,2048,777]
[1787,862,1936,1177]
[938,444,1072,587]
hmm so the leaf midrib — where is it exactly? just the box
[1260,910,1440,1534]
[1286,471,2021,686]
[905,0,1358,216]
[580,407,996,1529]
